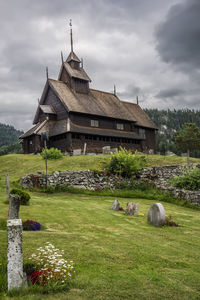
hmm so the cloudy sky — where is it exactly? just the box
[0,0,199,131]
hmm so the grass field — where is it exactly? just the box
[0,154,200,299]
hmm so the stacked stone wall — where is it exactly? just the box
[20,165,200,206]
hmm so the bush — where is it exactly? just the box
[170,167,200,190]
[106,148,147,178]
[41,147,63,160]
[10,188,30,205]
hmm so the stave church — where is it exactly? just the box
[20,23,157,154]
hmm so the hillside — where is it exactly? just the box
[0,123,23,155]
[0,123,23,147]
[0,154,200,190]
[144,109,200,156]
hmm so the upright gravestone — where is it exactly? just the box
[110,199,120,210]
[125,202,139,216]
[7,219,23,290]
[8,194,20,219]
[148,203,166,226]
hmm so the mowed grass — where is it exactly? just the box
[0,191,200,300]
[0,154,200,299]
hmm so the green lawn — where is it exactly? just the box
[0,154,200,299]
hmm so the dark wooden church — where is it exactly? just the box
[20,24,157,154]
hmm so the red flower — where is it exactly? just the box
[30,270,50,285]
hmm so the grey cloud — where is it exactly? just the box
[156,0,200,71]
[156,88,185,99]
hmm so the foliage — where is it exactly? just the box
[145,108,200,157]
[41,148,63,160]
[171,167,200,190]
[175,123,200,153]
[0,123,23,148]
[23,220,41,231]
[106,148,147,177]
[10,188,30,205]
[0,142,23,156]
[28,242,74,287]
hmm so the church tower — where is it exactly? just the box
[58,20,91,94]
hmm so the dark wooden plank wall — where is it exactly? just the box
[71,134,141,153]
[70,113,135,132]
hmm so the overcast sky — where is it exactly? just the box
[0,0,199,131]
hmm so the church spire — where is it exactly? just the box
[70,19,73,53]
[66,19,81,64]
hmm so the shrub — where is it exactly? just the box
[10,188,30,205]
[41,148,63,160]
[23,220,41,231]
[170,167,200,190]
[106,148,147,178]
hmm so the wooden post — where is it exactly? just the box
[6,173,10,202]
[83,143,87,155]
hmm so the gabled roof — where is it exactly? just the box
[19,120,47,139]
[66,51,81,63]
[48,79,138,122]
[63,62,91,82]
[33,78,157,129]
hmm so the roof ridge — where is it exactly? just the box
[90,88,116,96]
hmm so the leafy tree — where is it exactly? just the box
[175,123,200,166]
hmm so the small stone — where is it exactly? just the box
[110,199,120,210]
[148,203,166,226]
[125,202,139,216]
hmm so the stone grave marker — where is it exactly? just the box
[7,219,23,290]
[102,146,111,155]
[110,199,120,210]
[148,203,166,226]
[73,149,82,156]
[125,202,139,216]
[8,194,20,219]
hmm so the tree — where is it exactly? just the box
[175,123,200,166]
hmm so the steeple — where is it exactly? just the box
[58,20,91,94]
[66,19,81,67]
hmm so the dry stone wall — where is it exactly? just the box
[20,165,200,206]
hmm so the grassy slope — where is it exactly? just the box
[0,154,200,299]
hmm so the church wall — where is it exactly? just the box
[70,112,133,131]
[71,134,141,153]
[44,87,68,120]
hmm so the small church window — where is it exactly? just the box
[117,123,124,130]
[91,120,99,127]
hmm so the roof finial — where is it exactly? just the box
[69,19,73,53]
[61,51,64,64]
[81,58,83,68]
[46,66,49,79]
[114,84,116,96]
[136,95,139,105]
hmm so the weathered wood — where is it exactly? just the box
[6,173,10,202]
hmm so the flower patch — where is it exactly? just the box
[23,220,41,231]
[29,242,74,286]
